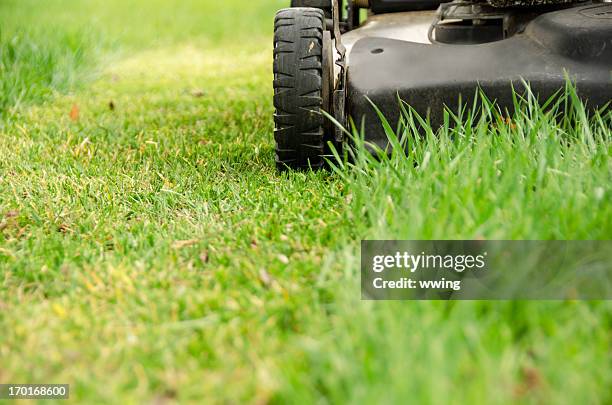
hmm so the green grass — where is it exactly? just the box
[0,28,95,117]
[0,0,610,403]
[332,89,611,239]
[273,92,611,403]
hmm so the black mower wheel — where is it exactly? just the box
[273,8,331,171]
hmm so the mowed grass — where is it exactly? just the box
[0,0,610,403]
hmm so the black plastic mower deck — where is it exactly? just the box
[347,3,612,147]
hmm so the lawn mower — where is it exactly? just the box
[272,0,612,170]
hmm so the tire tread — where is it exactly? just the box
[273,8,326,171]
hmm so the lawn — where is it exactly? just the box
[0,0,610,403]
